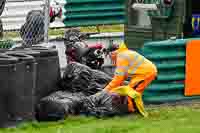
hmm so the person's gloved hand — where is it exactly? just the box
[110,86,148,117]
[110,92,122,105]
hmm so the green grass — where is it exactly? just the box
[1,103,200,133]
[2,25,124,39]
[80,24,124,33]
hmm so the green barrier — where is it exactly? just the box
[145,50,185,60]
[144,89,183,96]
[63,18,125,27]
[63,0,125,27]
[140,38,200,104]
[144,39,188,47]
[147,82,184,92]
[157,73,185,81]
[143,94,200,104]
[155,60,185,69]
[64,11,124,19]
[65,0,123,4]
[64,3,124,12]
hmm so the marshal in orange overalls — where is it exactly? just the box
[104,43,157,113]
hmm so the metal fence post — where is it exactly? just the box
[44,0,50,43]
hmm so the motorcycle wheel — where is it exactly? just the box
[0,0,6,16]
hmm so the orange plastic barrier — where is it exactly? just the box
[185,40,200,96]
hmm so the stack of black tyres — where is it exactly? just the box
[0,54,35,127]
[5,53,36,122]
[1,46,61,125]
[0,54,17,127]
[7,47,61,103]
[0,46,61,127]
[27,47,61,103]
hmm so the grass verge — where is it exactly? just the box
[1,103,200,133]
[2,25,124,40]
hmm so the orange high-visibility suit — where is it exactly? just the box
[105,43,157,112]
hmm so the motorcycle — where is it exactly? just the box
[64,29,106,69]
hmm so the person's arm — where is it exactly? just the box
[104,56,129,91]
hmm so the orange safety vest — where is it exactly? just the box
[105,49,157,90]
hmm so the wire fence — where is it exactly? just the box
[0,0,62,47]
[0,0,124,49]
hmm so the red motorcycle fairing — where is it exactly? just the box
[88,43,103,49]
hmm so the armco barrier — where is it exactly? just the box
[141,39,200,104]
[63,0,125,27]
